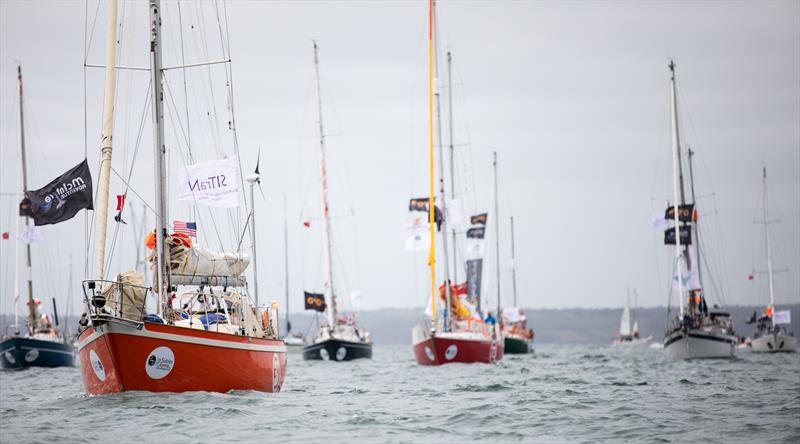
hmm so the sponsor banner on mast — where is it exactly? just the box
[470,213,487,225]
[177,157,240,208]
[664,204,696,223]
[466,258,483,302]
[466,226,485,239]
[304,291,327,312]
[664,226,691,245]
[24,159,93,226]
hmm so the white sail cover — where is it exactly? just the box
[173,245,250,278]
[503,307,521,323]
[619,306,631,336]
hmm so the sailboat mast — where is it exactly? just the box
[94,0,119,281]
[510,215,518,308]
[17,66,36,335]
[247,178,260,310]
[427,0,437,329]
[149,0,171,313]
[313,41,337,327]
[687,148,704,290]
[762,167,775,328]
[432,3,453,329]
[447,51,458,284]
[493,152,501,316]
[668,60,685,318]
[284,194,290,333]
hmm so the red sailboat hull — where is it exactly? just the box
[78,320,287,395]
[412,334,503,366]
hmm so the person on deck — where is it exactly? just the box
[485,311,497,326]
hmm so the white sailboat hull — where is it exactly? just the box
[751,332,797,353]
[663,330,736,359]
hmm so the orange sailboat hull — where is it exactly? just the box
[78,320,287,395]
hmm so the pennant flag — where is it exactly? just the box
[445,199,463,227]
[408,197,442,231]
[470,213,487,225]
[651,212,669,231]
[20,225,44,244]
[405,220,431,252]
[303,221,311,228]
[672,269,700,291]
[350,290,362,310]
[116,194,126,211]
[25,159,93,226]
[304,291,326,312]
[774,309,791,325]
[176,157,240,208]
[467,226,486,239]
[465,241,483,258]
[173,220,197,237]
[664,204,695,223]
[664,226,691,245]
[1,232,8,240]
[503,307,521,323]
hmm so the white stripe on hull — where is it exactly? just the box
[751,333,798,353]
[78,320,287,354]
[664,331,736,359]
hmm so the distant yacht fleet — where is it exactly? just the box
[0,0,796,397]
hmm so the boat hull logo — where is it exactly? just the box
[424,346,435,361]
[4,351,16,365]
[24,348,39,362]
[145,346,175,379]
[272,354,282,392]
[445,344,458,360]
[319,348,330,361]
[489,342,497,362]
[90,350,106,381]
[336,347,347,361]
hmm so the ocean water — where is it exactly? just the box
[1,345,798,443]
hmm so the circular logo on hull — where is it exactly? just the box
[145,346,175,379]
[90,350,106,381]
[272,354,282,392]
[24,349,39,362]
[424,346,435,361]
[445,344,458,360]
[320,348,330,361]
[4,351,16,365]
[336,347,347,361]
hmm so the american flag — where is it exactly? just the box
[173,220,197,237]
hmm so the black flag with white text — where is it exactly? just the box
[25,159,93,226]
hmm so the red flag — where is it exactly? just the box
[747,274,754,281]
[1,232,9,240]
[116,194,126,211]
[303,221,311,228]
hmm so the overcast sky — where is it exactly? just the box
[1,1,798,319]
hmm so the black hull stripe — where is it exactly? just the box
[664,332,737,348]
